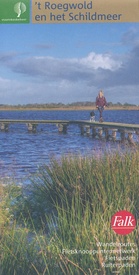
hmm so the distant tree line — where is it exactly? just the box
[0,101,138,109]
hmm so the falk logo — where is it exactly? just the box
[14,2,26,18]
[111,210,136,235]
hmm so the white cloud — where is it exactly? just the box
[79,52,122,70]
[12,51,122,80]
[0,42,139,104]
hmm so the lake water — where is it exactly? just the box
[0,110,138,182]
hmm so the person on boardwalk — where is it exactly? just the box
[96,90,107,122]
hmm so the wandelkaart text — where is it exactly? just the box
[34,1,122,22]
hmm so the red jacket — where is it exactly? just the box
[96,96,107,107]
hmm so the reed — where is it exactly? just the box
[30,149,139,215]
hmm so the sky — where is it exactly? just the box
[0,22,139,105]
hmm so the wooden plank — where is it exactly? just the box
[0,119,139,130]
[0,119,69,124]
[69,120,139,130]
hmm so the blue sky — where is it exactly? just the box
[0,22,139,105]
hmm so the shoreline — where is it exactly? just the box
[0,106,139,111]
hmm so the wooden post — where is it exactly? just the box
[97,127,103,138]
[85,125,90,136]
[127,131,134,144]
[57,123,67,134]
[111,129,118,141]
[104,128,109,140]
[26,123,37,132]
[0,123,9,131]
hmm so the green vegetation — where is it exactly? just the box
[0,149,139,274]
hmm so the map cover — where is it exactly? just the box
[0,1,139,274]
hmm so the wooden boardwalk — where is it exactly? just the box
[0,119,139,143]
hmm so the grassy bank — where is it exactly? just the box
[0,149,139,274]
[0,106,139,111]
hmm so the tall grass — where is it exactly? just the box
[30,150,139,214]
[0,149,139,274]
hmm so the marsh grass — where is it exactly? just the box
[0,149,139,274]
[30,150,139,215]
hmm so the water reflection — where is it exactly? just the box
[0,110,138,180]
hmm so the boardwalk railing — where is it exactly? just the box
[0,119,139,144]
